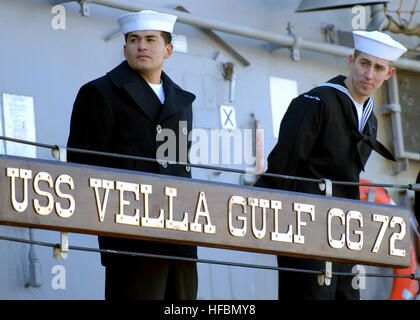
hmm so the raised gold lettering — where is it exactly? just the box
[33,172,54,216]
[270,200,292,243]
[228,196,247,237]
[7,167,32,213]
[55,174,75,218]
[293,203,315,244]
[164,187,188,231]
[346,210,363,251]
[140,184,164,228]
[249,198,268,240]
[372,214,389,253]
[327,208,345,249]
[190,191,215,234]
[89,178,114,222]
[115,181,139,225]
[389,216,406,257]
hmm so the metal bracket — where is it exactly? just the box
[367,187,377,202]
[319,178,333,197]
[392,158,409,175]
[380,103,401,115]
[52,0,90,16]
[318,261,332,286]
[51,145,69,259]
[172,5,250,67]
[411,273,420,281]
[318,178,332,286]
[410,183,420,192]
[25,229,42,288]
[52,145,67,162]
[221,62,236,102]
[267,22,302,62]
[53,232,69,260]
[287,22,302,62]
[321,24,336,44]
[79,0,90,17]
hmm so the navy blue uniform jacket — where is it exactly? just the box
[67,61,197,265]
[256,75,395,200]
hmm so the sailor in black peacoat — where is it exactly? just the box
[67,10,197,300]
[67,60,196,263]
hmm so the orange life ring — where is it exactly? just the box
[389,240,418,300]
[359,179,391,204]
[359,179,419,300]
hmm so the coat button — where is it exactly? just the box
[185,165,191,172]
[161,162,168,168]
[156,125,162,134]
[182,127,188,135]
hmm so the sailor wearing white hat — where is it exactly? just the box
[118,10,178,88]
[118,10,177,35]
[343,31,406,126]
[255,30,406,300]
[352,30,407,62]
[67,10,197,300]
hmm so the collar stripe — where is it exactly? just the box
[318,82,373,132]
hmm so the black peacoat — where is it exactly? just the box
[67,60,197,265]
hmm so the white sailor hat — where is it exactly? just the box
[353,30,407,61]
[118,10,177,35]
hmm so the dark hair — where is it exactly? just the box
[124,31,172,45]
[160,31,172,45]
[353,49,394,69]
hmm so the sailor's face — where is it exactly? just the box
[348,52,395,102]
[124,30,172,78]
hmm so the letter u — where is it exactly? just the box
[7,168,32,213]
